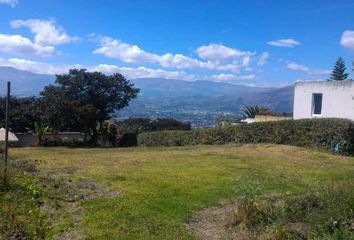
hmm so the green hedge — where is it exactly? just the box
[42,138,87,147]
[137,118,354,154]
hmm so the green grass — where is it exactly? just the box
[5,144,354,239]
[0,173,52,239]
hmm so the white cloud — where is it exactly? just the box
[92,37,159,64]
[0,57,199,80]
[287,61,330,75]
[195,43,254,70]
[0,34,55,56]
[211,73,237,81]
[267,39,300,47]
[287,62,309,71]
[239,74,256,80]
[0,19,78,56]
[0,57,259,82]
[257,52,269,66]
[11,19,79,46]
[210,73,256,81]
[307,69,331,75]
[93,37,209,69]
[93,37,254,72]
[0,0,17,7]
[340,30,354,49]
[0,57,72,74]
[91,64,197,80]
[196,43,250,62]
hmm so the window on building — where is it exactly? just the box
[312,93,322,115]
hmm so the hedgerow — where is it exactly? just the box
[137,118,354,154]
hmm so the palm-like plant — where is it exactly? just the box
[239,105,270,119]
[33,122,49,146]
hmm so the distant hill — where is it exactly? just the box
[0,67,54,96]
[239,85,294,112]
[0,67,294,127]
[0,67,275,97]
[118,86,294,127]
[131,78,275,97]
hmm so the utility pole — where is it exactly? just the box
[3,81,10,186]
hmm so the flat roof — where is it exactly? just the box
[295,79,354,87]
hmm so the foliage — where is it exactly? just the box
[328,57,349,81]
[116,118,191,134]
[215,114,231,127]
[99,120,119,147]
[137,130,195,147]
[138,118,354,154]
[229,180,354,239]
[239,105,270,119]
[40,69,139,146]
[41,137,87,147]
[32,122,50,146]
[97,118,191,147]
[119,133,138,147]
[0,97,41,132]
[0,165,52,239]
[151,118,191,131]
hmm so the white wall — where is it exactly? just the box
[293,80,354,120]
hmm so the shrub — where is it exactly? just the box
[137,130,194,147]
[138,118,354,154]
[117,118,191,134]
[228,180,354,239]
[41,138,87,147]
[118,133,138,147]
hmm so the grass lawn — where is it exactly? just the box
[5,144,354,239]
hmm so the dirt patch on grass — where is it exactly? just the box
[36,167,119,239]
[189,202,310,240]
[39,175,118,202]
[189,203,252,240]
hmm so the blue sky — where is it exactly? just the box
[0,0,354,86]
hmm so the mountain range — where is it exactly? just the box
[0,67,294,127]
[0,67,55,97]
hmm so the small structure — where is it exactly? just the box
[0,128,19,143]
[293,80,354,120]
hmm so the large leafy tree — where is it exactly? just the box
[40,69,139,146]
[328,57,349,81]
[0,97,41,132]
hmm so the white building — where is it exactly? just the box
[293,80,354,120]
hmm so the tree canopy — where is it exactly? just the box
[40,69,139,145]
[0,97,41,132]
[328,57,349,81]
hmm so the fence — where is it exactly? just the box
[13,132,85,147]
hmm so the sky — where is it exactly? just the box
[0,0,354,86]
